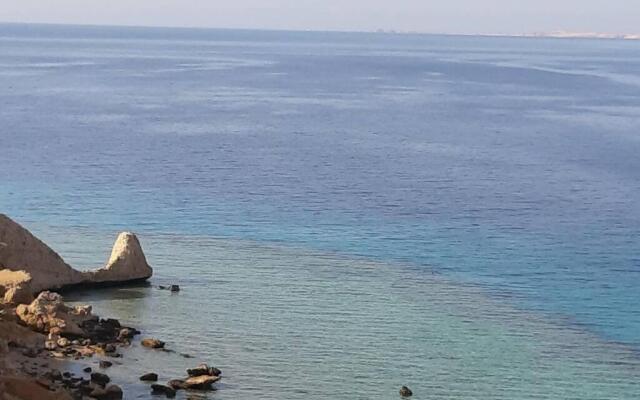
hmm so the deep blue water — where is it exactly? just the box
[1,23,640,398]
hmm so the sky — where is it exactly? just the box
[0,0,637,35]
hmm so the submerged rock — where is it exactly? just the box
[90,372,110,386]
[89,384,122,400]
[141,338,165,349]
[151,384,176,398]
[399,386,413,397]
[140,372,158,382]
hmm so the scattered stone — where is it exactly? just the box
[140,372,158,382]
[48,369,63,381]
[167,379,186,390]
[141,338,165,349]
[44,340,57,350]
[151,384,176,398]
[57,337,70,348]
[50,351,66,358]
[21,348,38,358]
[104,343,116,353]
[75,346,95,357]
[105,384,124,400]
[35,378,52,390]
[187,363,221,377]
[83,367,92,373]
[399,386,413,397]
[102,318,121,328]
[169,285,180,292]
[99,360,113,369]
[117,327,136,340]
[15,291,93,336]
[183,375,221,390]
[179,353,194,359]
[89,384,123,400]
[90,372,110,386]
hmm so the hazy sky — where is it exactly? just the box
[0,0,637,35]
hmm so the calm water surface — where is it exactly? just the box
[0,24,639,398]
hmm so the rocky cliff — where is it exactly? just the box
[0,214,153,298]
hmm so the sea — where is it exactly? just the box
[0,23,639,399]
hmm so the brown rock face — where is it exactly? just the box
[0,215,82,293]
[0,214,153,296]
[15,291,93,336]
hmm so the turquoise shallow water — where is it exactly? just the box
[1,23,640,398]
[36,225,640,399]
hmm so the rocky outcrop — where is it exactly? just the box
[81,232,153,285]
[0,214,153,299]
[0,215,83,294]
[15,292,93,336]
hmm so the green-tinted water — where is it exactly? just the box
[34,226,639,399]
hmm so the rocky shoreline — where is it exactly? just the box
[1,291,223,399]
[0,214,223,399]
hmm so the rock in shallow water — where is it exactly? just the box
[183,374,221,390]
[399,386,413,397]
[187,363,221,377]
[90,372,110,386]
[89,384,123,400]
[140,372,158,382]
[141,338,165,349]
[167,379,186,390]
[151,384,176,398]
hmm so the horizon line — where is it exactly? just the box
[1,20,639,41]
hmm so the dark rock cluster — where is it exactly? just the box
[141,362,222,398]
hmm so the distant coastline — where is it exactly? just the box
[511,31,640,40]
[1,21,639,41]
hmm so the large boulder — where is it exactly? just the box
[0,214,153,293]
[82,232,153,284]
[15,291,93,336]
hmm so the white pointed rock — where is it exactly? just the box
[83,232,153,283]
